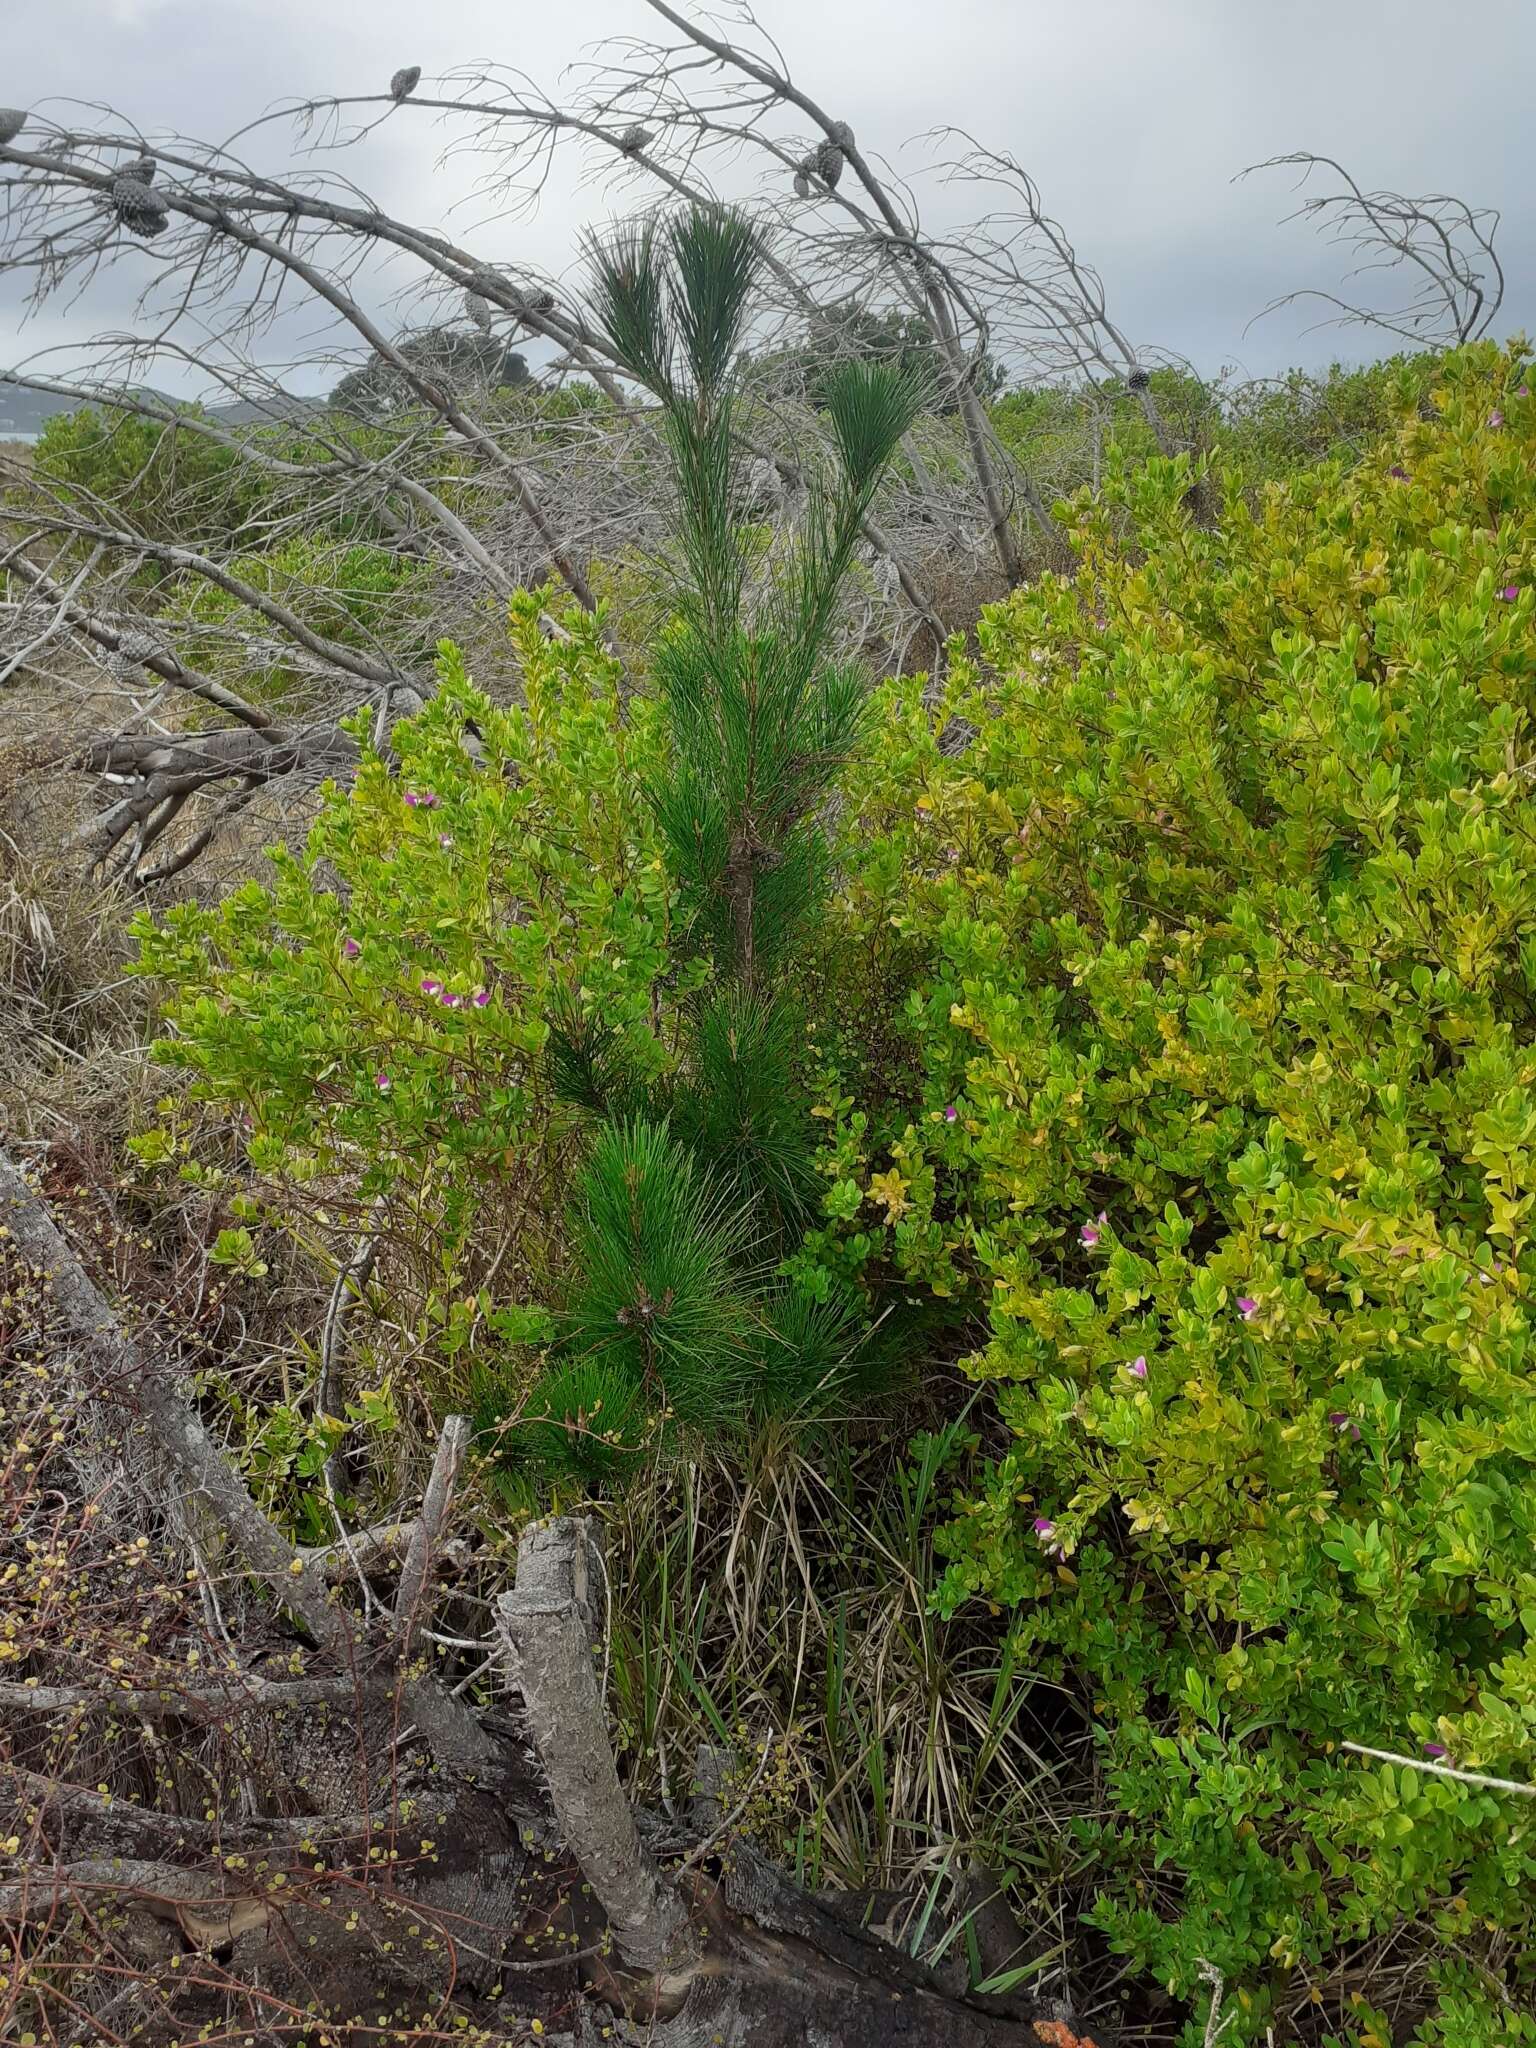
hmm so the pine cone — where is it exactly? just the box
[464,289,494,333]
[0,108,27,148]
[509,285,556,319]
[116,629,161,667]
[618,124,654,153]
[389,66,422,102]
[814,140,845,189]
[110,175,169,239]
[793,169,811,201]
[1126,366,1150,392]
[123,154,156,184]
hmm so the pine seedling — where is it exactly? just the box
[527,208,922,1458]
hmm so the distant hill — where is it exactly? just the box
[0,379,321,441]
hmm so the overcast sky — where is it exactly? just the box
[2,0,1531,395]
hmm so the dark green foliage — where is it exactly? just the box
[590,209,924,991]
[476,1354,646,1492]
[511,208,924,1467]
[670,989,817,1225]
[563,1117,752,1425]
[329,325,530,422]
[749,1281,886,1415]
[544,995,649,1123]
[752,305,1003,414]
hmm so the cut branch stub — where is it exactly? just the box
[498,1516,697,1976]
[394,1412,470,1651]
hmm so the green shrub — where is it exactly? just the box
[32,403,252,550]
[816,341,1536,2041]
[132,594,674,1451]
[987,358,1402,510]
[161,532,428,703]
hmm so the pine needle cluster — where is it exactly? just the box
[502,210,923,1484]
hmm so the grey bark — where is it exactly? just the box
[499,1517,698,1976]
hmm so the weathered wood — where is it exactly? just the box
[499,1517,699,1975]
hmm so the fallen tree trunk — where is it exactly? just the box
[0,1143,1096,2046]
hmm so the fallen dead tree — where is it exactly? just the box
[0,1142,1101,2045]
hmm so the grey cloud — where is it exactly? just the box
[1,0,1529,393]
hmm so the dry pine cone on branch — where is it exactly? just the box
[110,175,168,239]
[389,66,422,102]
[0,108,27,147]
[815,142,846,189]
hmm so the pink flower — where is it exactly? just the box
[438,833,453,848]
[1500,585,1521,602]
[1237,1295,1258,1320]
[374,1071,391,1093]
[403,789,440,810]
[1327,1410,1361,1441]
[1519,386,1531,398]
[1489,411,1505,428]
[1388,464,1409,481]
[1080,1221,1101,1248]
[341,935,361,958]
[943,1103,958,1123]
[1032,1516,1056,1540]
[472,988,491,1008]
[420,977,442,997]
[1125,1356,1148,1381]
[1422,1742,1448,1760]
[440,990,461,1008]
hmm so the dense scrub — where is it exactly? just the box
[56,338,1536,2045]
[817,341,1536,2041]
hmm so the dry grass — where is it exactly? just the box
[589,1413,1101,2008]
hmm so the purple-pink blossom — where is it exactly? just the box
[943,1103,958,1123]
[403,789,440,810]
[1423,1742,1449,1760]
[1237,1295,1259,1320]
[440,991,461,1008]
[472,988,491,1008]
[374,1071,391,1093]
[1499,585,1521,602]
[341,935,361,959]
[1387,464,1409,481]
[1032,1516,1056,1540]
[1489,411,1505,428]
[1080,1221,1101,1247]
[1125,1356,1148,1381]
[1327,1410,1362,1441]
[438,833,453,848]
[420,977,442,998]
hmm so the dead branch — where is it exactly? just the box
[499,1516,698,1975]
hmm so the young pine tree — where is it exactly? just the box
[503,209,924,1483]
